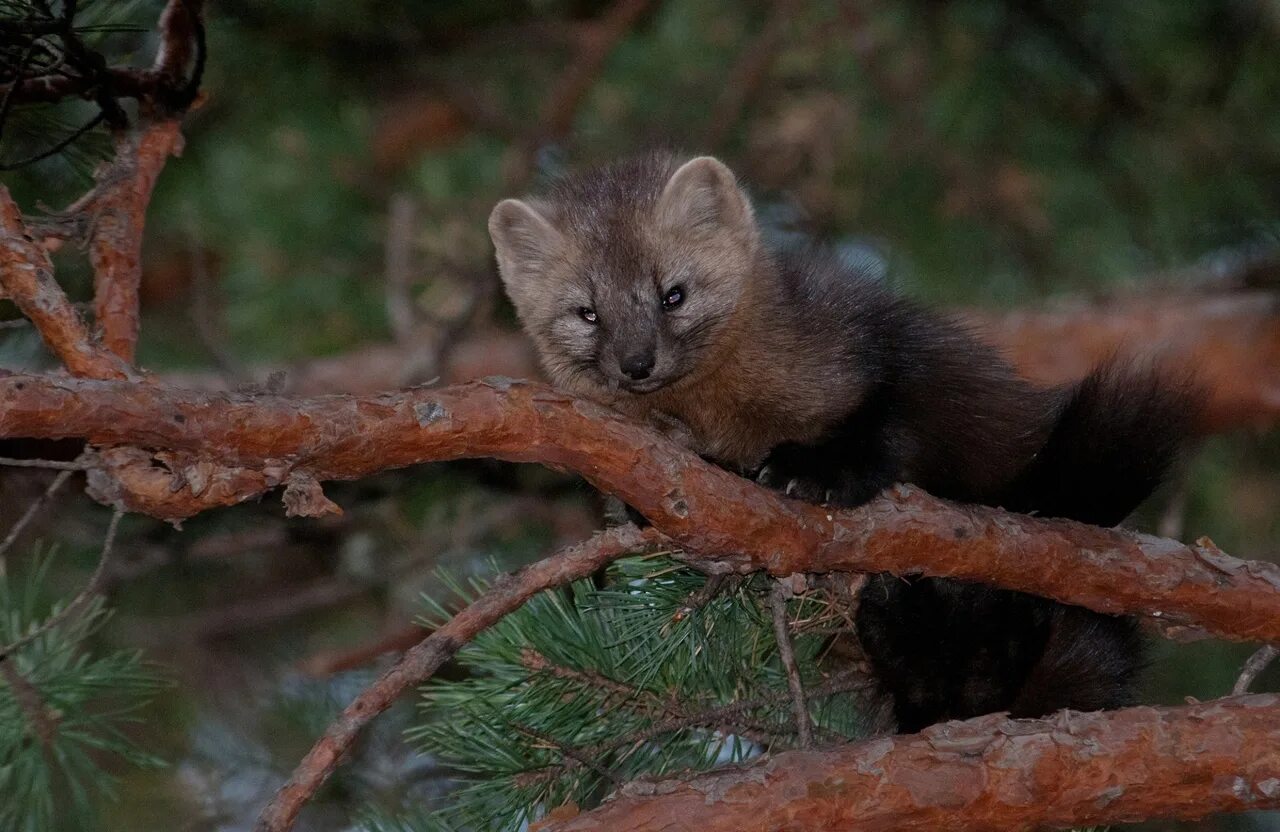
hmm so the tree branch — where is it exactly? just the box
[701,0,795,148]
[963,288,1280,433]
[0,0,205,113]
[1234,645,1280,696]
[79,119,185,362]
[0,187,134,379]
[158,286,1280,433]
[502,0,655,188]
[0,658,59,749]
[253,524,662,832]
[769,580,812,747]
[0,467,73,573]
[0,508,122,660]
[534,695,1280,832]
[1,374,1279,644]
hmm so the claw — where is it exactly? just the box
[785,479,798,496]
[755,465,772,483]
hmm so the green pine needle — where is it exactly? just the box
[393,556,875,830]
[0,552,169,832]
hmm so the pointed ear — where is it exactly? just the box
[488,198,564,297]
[656,156,754,234]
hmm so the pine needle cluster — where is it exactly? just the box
[0,554,168,832]
[382,556,879,831]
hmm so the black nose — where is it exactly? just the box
[620,353,655,381]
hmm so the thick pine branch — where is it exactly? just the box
[156,287,1280,433]
[534,695,1280,832]
[0,373,1278,645]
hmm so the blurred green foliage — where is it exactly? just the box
[0,554,169,832]
[7,0,1280,360]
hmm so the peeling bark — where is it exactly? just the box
[536,695,1280,832]
[84,120,185,362]
[0,189,133,379]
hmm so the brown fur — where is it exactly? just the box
[490,153,1194,733]
[490,153,866,469]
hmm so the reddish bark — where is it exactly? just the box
[2,374,1278,644]
[967,289,1280,433]
[254,525,661,832]
[536,695,1280,832]
[158,288,1279,433]
[0,189,133,379]
[84,120,186,363]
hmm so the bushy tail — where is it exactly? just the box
[998,360,1201,527]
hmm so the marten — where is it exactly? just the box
[488,152,1197,733]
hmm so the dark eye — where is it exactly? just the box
[578,307,599,324]
[661,285,685,310]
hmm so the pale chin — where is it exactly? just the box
[619,375,675,395]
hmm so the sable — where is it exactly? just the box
[488,153,1197,729]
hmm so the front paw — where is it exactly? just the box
[755,465,835,505]
[650,411,698,450]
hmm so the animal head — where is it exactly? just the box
[489,154,761,399]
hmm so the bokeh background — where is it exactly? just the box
[2,1,1279,829]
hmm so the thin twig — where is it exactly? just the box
[673,573,739,621]
[0,468,73,575]
[297,623,426,677]
[522,647,652,707]
[701,0,794,149]
[0,111,106,170]
[0,187,134,379]
[502,0,654,189]
[254,525,663,832]
[0,508,122,660]
[520,666,874,786]
[770,579,812,747]
[384,193,417,344]
[522,646,782,744]
[514,721,623,787]
[1233,645,1280,696]
[0,658,58,748]
[0,456,88,471]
